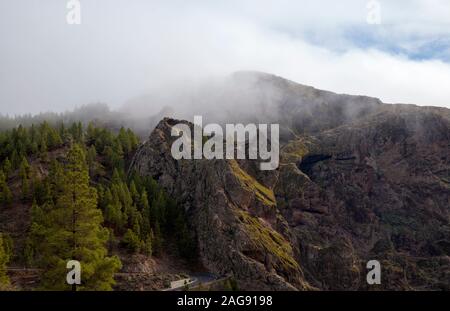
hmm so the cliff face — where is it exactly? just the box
[277,104,450,290]
[131,74,450,290]
[131,118,310,290]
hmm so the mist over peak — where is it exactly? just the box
[119,71,384,136]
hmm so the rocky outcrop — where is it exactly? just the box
[275,104,450,290]
[131,118,311,290]
[131,73,450,290]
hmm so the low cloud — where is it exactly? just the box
[0,0,449,115]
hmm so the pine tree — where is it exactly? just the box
[151,190,167,229]
[111,168,122,184]
[0,233,12,288]
[2,158,12,179]
[34,144,121,290]
[32,175,52,205]
[10,150,19,169]
[139,190,151,237]
[59,123,69,144]
[96,184,105,209]
[129,181,139,205]
[118,127,132,155]
[104,201,124,230]
[101,188,113,210]
[19,156,30,201]
[47,126,63,149]
[29,166,40,201]
[152,221,163,255]
[0,170,13,206]
[23,236,35,268]
[131,208,142,238]
[86,122,96,144]
[127,128,139,151]
[77,122,84,143]
[30,141,39,154]
[28,200,50,265]
[39,135,48,162]
[122,229,140,253]
[67,122,84,143]
[23,201,41,266]
[48,159,64,200]
[29,124,37,145]
[86,145,98,176]
[142,236,152,256]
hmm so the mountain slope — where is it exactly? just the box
[131,73,450,290]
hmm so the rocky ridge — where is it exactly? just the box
[131,73,450,290]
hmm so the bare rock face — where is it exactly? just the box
[277,104,450,290]
[131,74,450,290]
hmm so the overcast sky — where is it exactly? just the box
[1,0,450,115]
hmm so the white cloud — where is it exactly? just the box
[0,0,449,114]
